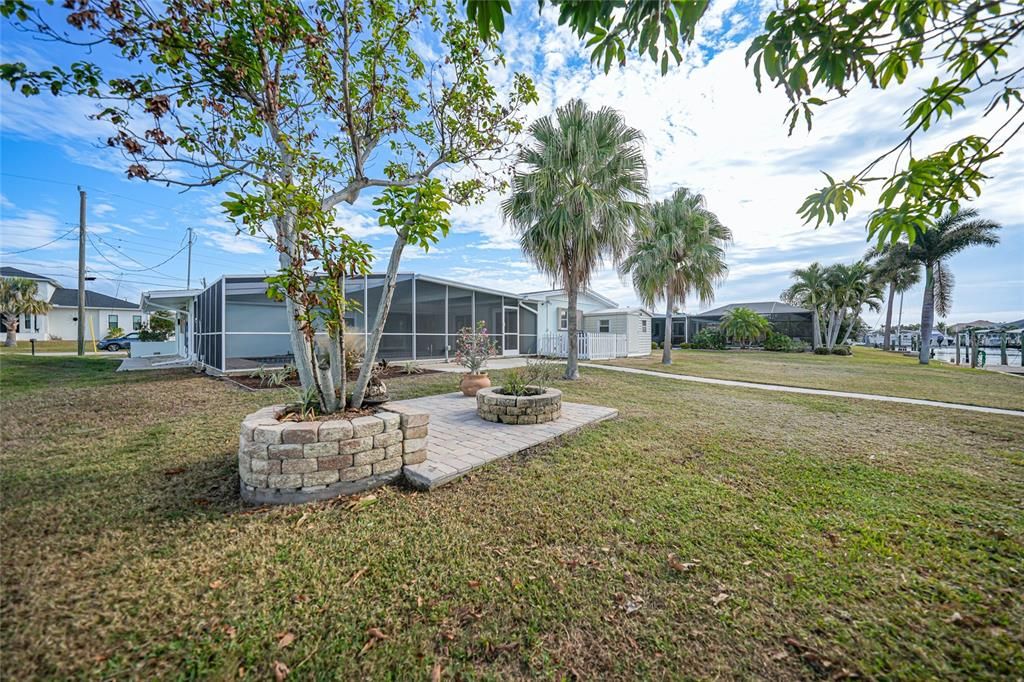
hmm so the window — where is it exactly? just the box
[558,309,568,331]
[640,319,648,333]
[23,313,33,331]
[107,314,119,330]
[598,319,610,333]
[132,315,142,330]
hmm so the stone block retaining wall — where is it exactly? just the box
[239,403,429,504]
[475,387,562,425]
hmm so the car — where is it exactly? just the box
[97,332,141,352]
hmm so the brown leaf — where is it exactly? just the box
[711,592,729,606]
[163,466,186,476]
[277,631,296,649]
[209,579,225,590]
[272,660,290,681]
[345,567,368,588]
[467,579,481,589]
[431,662,442,681]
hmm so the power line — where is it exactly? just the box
[87,233,188,275]
[0,171,183,211]
[0,227,78,255]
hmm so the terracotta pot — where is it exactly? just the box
[459,372,490,397]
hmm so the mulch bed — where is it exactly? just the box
[226,364,442,390]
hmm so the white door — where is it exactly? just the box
[503,306,519,356]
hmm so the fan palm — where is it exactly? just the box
[0,277,51,347]
[621,187,731,364]
[866,243,921,350]
[720,306,771,348]
[906,209,1001,364]
[503,99,648,379]
[780,262,828,349]
[822,261,882,349]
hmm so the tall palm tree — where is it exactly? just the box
[621,187,731,365]
[906,209,1001,365]
[0,277,52,347]
[503,99,648,379]
[866,242,921,351]
[781,262,828,349]
[720,306,771,348]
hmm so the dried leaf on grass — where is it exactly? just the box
[345,567,368,587]
[711,592,729,606]
[276,631,296,648]
[431,662,442,681]
[359,627,388,656]
[272,660,290,680]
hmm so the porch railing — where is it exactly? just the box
[538,332,628,360]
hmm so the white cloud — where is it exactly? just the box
[92,202,116,217]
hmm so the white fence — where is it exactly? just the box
[538,332,628,360]
[130,339,180,358]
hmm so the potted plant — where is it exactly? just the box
[454,321,498,396]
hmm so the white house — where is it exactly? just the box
[521,288,652,359]
[0,266,149,342]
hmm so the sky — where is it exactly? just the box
[1,0,1021,327]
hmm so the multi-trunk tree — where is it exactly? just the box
[2,0,537,411]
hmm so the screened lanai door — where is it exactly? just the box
[503,306,519,356]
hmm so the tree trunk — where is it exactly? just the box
[351,229,409,408]
[883,281,895,350]
[809,305,821,350]
[662,288,672,365]
[565,284,580,380]
[3,314,17,347]
[919,264,934,365]
[330,276,346,407]
[277,242,318,397]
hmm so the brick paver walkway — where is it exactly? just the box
[400,392,617,490]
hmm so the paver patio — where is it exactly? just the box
[400,392,617,490]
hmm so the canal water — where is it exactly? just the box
[931,346,1022,366]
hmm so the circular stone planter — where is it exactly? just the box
[238,403,430,505]
[475,386,562,424]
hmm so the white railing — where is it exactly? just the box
[539,332,628,360]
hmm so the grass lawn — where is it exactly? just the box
[2,355,1022,678]
[597,346,1024,411]
[0,339,117,354]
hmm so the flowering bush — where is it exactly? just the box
[454,321,498,374]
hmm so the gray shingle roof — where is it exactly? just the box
[0,266,60,287]
[50,288,140,310]
[695,301,812,318]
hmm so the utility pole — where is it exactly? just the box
[77,187,87,356]
[186,227,194,289]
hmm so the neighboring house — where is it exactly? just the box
[653,301,815,346]
[0,266,148,341]
[521,288,652,358]
[141,274,652,373]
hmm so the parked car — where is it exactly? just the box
[97,332,141,352]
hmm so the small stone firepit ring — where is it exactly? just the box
[475,386,562,424]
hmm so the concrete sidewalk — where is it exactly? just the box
[581,363,1024,418]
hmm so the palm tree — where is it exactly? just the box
[0,277,52,347]
[503,99,648,379]
[822,261,882,349]
[906,209,1001,365]
[720,306,771,348]
[621,187,731,365]
[781,262,828,350]
[866,242,921,351]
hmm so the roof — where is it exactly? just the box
[694,301,812,318]
[519,287,619,308]
[0,266,60,288]
[50,288,141,310]
[585,307,653,317]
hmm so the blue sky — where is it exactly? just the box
[1,0,1021,325]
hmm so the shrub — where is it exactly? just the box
[454,321,498,373]
[678,342,692,349]
[651,341,659,350]
[691,328,725,350]
[832,345,853,356]
[813,346,831,355]
[104,327,125,339]
[763,332,808,353]
[138,311,175,341]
